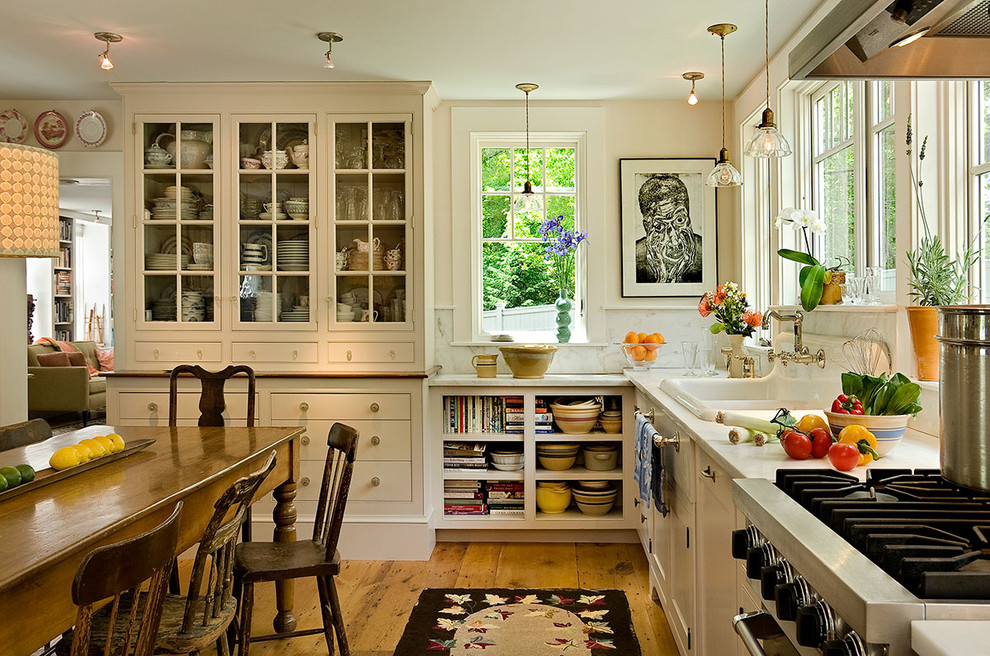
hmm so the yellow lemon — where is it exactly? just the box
[50,446,81,471]
[108,433,125,453]
[73,442,94,463]
[94,435,114,454]
[81,438,106,458]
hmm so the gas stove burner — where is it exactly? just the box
[776,468,990,600]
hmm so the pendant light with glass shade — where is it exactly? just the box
[706,24,743,187]
[745,0,792,158]
[514,83,542,213]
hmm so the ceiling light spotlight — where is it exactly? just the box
[891,27,930,48]
[94,32,122,71]
[707,23,743,187]
[317,31,343,69]
[683,72,704,106]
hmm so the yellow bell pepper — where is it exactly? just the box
[796,414,830,435]
[838,425,880,466]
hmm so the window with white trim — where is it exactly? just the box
[476,137,585,340]
[971,80,990,301]
[809,80,896,291]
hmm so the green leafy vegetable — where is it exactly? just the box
[840,372,922,416]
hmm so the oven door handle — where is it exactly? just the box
[733,611,801,656]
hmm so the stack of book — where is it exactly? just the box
[504,396,524,434]
[442,442,488,472]
[444,480,486,515]
[54,271,71,295]
[486,481,524,516]
[443,396,506,433]
[535,398,553,434]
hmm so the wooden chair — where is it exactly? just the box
[0,418,52,450]
[152,451,278,656]
[233,423,359,656]
[61,502,182,656]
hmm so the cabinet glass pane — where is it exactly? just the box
[181,225,214,273]
[274,276,309,323]
[240,227,273,271]
[372,174,404,221]
[371,123,404,169]
[336,174,368,221]
[276,123,310,169]
[180,275,213,322]
[336,225,372,272]
[239,275,273,322]
[275,226,309,272]
[336,123,368,169]
[375,276,406,323]
[175,123,214,170]
[146,276,177,322]
[143,122,176,170]
[337,275,370,322]
[239,174,271,220]
[373,225,405,272]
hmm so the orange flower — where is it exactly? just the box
[698,296,711,318]
[743,310,763,328]
[713,285,727,305]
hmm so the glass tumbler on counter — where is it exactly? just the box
[681,341,699,376]
[865,266,882,304]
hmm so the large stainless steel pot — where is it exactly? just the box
[937,305,990,491]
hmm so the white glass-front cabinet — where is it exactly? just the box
[331,116,411,328]
[137,116,219,328]
[233,116,317,330]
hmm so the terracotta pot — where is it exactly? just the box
[820,271,845,305]
[906,305,939,380]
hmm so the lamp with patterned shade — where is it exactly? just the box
[0,143,60,258]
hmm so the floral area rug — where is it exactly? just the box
[393,588,641,655]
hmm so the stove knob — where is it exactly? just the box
[774,582,800,621]
[821,640,848,656]
[760,564,786,601]
[795,604,826,648]
[731,526,762,560]
[745,545,777,580]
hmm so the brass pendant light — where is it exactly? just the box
[514,83,542,213]
[745,0,792,158]
[706,24,743,187]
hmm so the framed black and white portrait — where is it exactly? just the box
[619,158,717,297]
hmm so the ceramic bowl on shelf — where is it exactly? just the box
[573,488,617,516]
[499,345,557,379]
[549,402,602,434]
[536,444,579,471]
[824,410,909,456]
[582,444,618,471]
[241,157,262,169]
[536,485,572,514]
[617,342,663,369]
[490,450,524,471]
[576,481,611,491]
[599,416,622,434]
[261,150,289,170]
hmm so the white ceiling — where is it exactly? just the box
[58,179,113,222]
[2,1,819,102]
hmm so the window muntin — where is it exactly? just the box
[971,81,990,301]
[813,81,856,269]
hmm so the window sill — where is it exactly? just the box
[770,304,898,314]
[450,341,609,348]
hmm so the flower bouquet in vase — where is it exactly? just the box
[539,215,588,343]
[698,282,762,377]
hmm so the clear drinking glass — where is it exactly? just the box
[845,276,865,304]
[681,341,700,376]
[865,266,882,304]
[699,333,718,376]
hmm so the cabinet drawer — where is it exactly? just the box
[271,393,410,421]
[232,342,318,364]
[350,462,412,501]
[117,391,257,423]
[293,420,411,461]
[698,454,733,507]
[134,342,222,363]
[328,342,414,364]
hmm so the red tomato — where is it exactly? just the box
[781,428,813,460]
[809,427,834,459]
[828,442,861,471]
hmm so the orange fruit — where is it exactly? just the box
[631,345,647,361]
[637,332,649,343]
[643,347,659,361]
[643,334,661,344]
[624,331,640,344]
[650,332,665,344]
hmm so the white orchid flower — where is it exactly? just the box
[809,217,827,235]
[775,207,800,228]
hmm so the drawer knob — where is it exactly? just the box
[153,349,160,359]
[370,402,380,413]
[371,477,381,487]
[390,349,396,360]
[249,349,257,358]
[371,435,381,446]
[346,349,353,362]
[148,402,159,413]
[300,477,310,487]
[634,498,640,507]
[301,435,310,446]
[196,349,203,359]
[299,402,309,411]
[641,514,648,523]
[702,466,717,481]
[292,349,299,360]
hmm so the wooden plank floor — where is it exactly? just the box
[194,541,678,656]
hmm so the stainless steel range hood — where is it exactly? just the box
[790,0,990,79]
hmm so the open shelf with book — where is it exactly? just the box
[429,375,635,534]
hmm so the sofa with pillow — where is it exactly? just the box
[27,340,107,425]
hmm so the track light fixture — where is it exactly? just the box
[317,31,343,69]
[94,32,122,71]
[683,72,704,106]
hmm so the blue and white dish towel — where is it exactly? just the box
[634,412,657,510]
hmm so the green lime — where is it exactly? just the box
[0,475,7,493]
[0,466,20,488]
[15,464,35,483]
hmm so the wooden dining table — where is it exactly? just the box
[0,424,303,656]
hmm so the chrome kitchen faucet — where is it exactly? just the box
[761,309,826,368]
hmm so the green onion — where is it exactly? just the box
[716,410,781,436]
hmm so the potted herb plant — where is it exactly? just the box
[904,114,981,380]
[775,208,848,310]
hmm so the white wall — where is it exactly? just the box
[433,99,741,374]
[74,219,112,344]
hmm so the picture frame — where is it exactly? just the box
[619,157,717,297]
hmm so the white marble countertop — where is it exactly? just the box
[912,621,990,656]
[430,373,632,387]
[623,370,941,480]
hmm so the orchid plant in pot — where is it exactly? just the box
[540,215,588,343]
[775,208,848,311]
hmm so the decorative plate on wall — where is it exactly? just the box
[34,110,70,149]
[75,110,107,148]
[0,109,28,143]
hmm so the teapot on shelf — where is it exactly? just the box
[144,141,172,168]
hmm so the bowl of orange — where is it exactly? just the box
[617,331,665,369]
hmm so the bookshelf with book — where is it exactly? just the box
[53,216,75,341]
[429,376,636,534]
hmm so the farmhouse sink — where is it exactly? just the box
[659,372,832,421]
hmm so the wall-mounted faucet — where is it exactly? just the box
[761,309,826,368]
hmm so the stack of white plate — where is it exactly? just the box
[277,238,309,271]
[181,291,205,322]
[254,291,278,322]
[280,306,309,322]
[146,253,189,270]
[186,262,213,271]
[151,186,199,220]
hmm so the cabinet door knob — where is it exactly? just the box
[153,349,160,359]
[301,435,310,446]
[390,349,396,360]
[249,349,256,358]
[346,349,353,361]
[702,466,717,481]
[371,477,381,487]
[370,402,380,413]
[299,402,309,411]
[641,514,648,523]
[148,402,159,413]
[300,476,310,487]
[634,498,640,507]
[371,435,381,446]
[196,349,203,359]
[292,349,299,360]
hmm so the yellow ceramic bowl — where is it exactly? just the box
[499,345,557,379]
[536,486,572,513]
[537,454,578,471]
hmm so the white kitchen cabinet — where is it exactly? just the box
[668,487,696,655]
[696,455,739,655]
